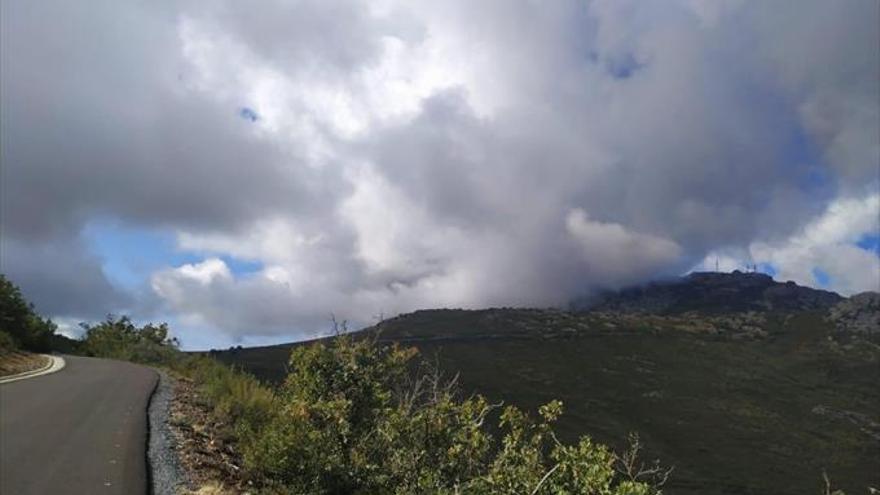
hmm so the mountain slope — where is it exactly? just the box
[212,274,879,494]
[573,271,843,314]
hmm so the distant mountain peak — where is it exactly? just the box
[573,271,843,314]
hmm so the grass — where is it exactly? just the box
[0,350,49,377]
[211,308,879,495]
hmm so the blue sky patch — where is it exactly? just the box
[811,267,831,288]
[756,262,777,277]
[605,53,644,79]
[220,255,263,276]
[84,221,263,290]
[856,233,879,256]
[83,221,199,290]
[239,107,259,122]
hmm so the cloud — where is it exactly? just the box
[566,209,682,287]
[0,237,132,319]
[1,0,877,344]
[749,194,880,295]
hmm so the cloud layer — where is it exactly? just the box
[2,0,878,345]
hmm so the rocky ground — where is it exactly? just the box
[829,291,880,336]
[167,376,253,495]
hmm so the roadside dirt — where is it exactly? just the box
[168,376,255,495]
[0,351,48,377]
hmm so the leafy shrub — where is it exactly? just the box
[0,274,56,352]
[81,315,180,364]
[0,329,18,353]
[241,333,665,494]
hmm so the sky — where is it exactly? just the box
[1,0,878,349]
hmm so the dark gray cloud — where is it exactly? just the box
[1,0,877,343]
[0,1,335,241]
[0,238,131,318]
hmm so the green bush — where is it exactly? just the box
[241,333,665,494]
[0,329,19,353]
[80,315,180,364]
[0,274,56,352]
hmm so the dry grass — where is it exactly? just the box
[0,351,49,377]
[169,376,254,494]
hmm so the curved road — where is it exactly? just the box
[0,355,157,495]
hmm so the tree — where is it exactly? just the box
[0,274,56,352]
[81,315,179,363]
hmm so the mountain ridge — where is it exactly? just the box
[572,270,845,314]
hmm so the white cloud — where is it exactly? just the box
[749,194,880,295]
[2,0,877,343]
[176,258,232,285]
[697,194,880,295]
[53,317,85,339]
[151,258,232,309]
[566,209,682,287]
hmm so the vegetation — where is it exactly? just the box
[80,315,180,364]
[0,329,18,354]
[239,329,666,494]
[0,274,57,352]
[215,308,879,495]
[177,353,277,450]
[76,313,665,493]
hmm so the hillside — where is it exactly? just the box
[212,274,879,494]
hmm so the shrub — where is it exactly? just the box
[81,315,180,364]
[0,329,18,353]
[0,274,56,352]
[242,333,665,494]
[242,336,420,493]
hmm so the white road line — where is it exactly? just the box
[0,355,66,384]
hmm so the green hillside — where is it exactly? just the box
[212,278,879,494]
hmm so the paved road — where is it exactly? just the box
[0,355,158,495]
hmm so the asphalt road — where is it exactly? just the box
[0,355,158,495]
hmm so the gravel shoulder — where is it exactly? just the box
[148,370,188,494]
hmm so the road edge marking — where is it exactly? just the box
[0,355,66,384]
